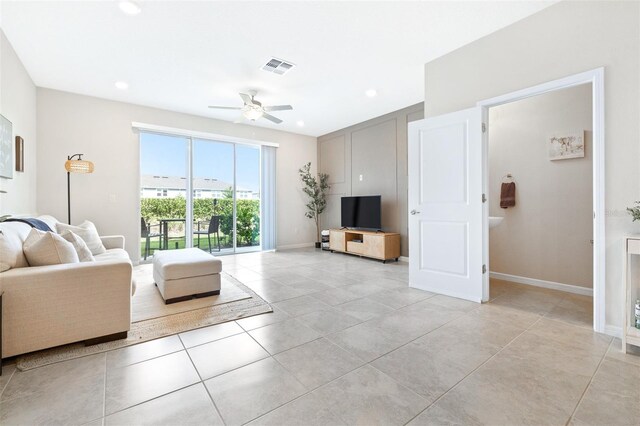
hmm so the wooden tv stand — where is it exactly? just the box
[329,229,400,263]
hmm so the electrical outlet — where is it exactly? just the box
[359,174,363,181]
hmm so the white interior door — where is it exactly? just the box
[408,107,485,302]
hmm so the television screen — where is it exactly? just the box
[341,196,382,229]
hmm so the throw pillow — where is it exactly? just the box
[0,227,31,271]
[56,220,106,255]
[23,228,79,266]
[0,230,16,272]
[60,230,95,262]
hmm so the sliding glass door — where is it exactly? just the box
[235,144,261,251]
[192,139,234,252]
[140,133,188,259]
[140,132,262,260]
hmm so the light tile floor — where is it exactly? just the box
[1,248,639,425]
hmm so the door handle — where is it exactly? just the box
[410,209,420,215]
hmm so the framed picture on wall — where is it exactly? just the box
[548,131,585,160]
[15,136,24,172]
[0,114,13,179]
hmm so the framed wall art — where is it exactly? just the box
[0,114,13,179]
[15,136,24,172]
[548,131,585,160]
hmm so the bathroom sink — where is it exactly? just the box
[489,216,504,229]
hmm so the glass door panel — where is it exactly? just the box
[192,139,234,253]
[139,133,188,260]
[235,144,261,251]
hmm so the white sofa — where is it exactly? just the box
[0,216,134,358]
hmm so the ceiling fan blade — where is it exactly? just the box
[233,115,245,124]
[264,105,293,112]
[239,93,253,105]
[262,113,283,124]
[208,106,242,110]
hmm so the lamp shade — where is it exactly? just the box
[242,105,264,120]
[65,159,94,173]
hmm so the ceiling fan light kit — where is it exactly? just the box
[243,105,264,120]
[209,91,292,124]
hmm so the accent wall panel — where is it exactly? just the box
[319,134,348,230]
[317,103,423,257]
[351,119,397,233]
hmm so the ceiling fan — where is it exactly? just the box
[208,90,293,124]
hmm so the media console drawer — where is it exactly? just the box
[346,240,368,255]
[330,229,400,262]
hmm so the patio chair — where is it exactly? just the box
[141,217,162,260]
[194,215,221,253]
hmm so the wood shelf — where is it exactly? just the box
[329,229,400,263]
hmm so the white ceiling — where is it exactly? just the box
[1,1,554,137]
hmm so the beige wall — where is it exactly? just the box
[0,30,37,215]
[36,89,317,261]
[318,104,423,257]
[424,1,640,330]
[489,84,593,288]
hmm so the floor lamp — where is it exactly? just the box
[65,154,94,225]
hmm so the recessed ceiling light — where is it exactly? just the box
[296,120,305,127]
[115,81,129,90]
[365,89,377,98]
[119,1,141,15]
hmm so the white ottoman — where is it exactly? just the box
[153,248,222,304]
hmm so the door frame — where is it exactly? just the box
[476,67,605,334]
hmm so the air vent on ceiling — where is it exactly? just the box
[261,57,295,75]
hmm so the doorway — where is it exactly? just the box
[484,83,594,328]
[408,68,605,333]
[479,68,605,333]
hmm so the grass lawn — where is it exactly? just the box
[140,235,259,257]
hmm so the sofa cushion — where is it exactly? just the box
[94,248,130,262]
[0,222,31,270]
[60,230,95,262]
[23,228,79,266]
[56,221,106,255]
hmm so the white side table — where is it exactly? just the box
[0,283,3,375]
[622,235,640,353]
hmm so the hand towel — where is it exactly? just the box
[500,182,516,208]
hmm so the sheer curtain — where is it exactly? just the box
[261,146,277,250]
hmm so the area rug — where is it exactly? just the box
[16,271,272,371]
[132,264,252,322]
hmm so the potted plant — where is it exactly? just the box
[627,201,640,222]
[298,162,330,248]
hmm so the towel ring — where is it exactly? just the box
[501,173,515,183]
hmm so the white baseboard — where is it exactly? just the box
[276,242,315,250]
[603,325,622,338]
[489,271,593,296]
[399,256,409,263]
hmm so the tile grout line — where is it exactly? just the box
[402,314,545,425]
[239,358,363,426]
[565,338,612,425]
[235,314,372,425]
[0,365,17,401]
[102,353,107,420]
[182,329,228,426]
[104,382,203,420]
[245,301,457,426]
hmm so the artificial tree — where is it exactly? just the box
[298,162,330,247]
[628,201,640,222]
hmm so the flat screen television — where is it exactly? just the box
[341,195,382,230]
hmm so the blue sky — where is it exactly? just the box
[140,133,260,192]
